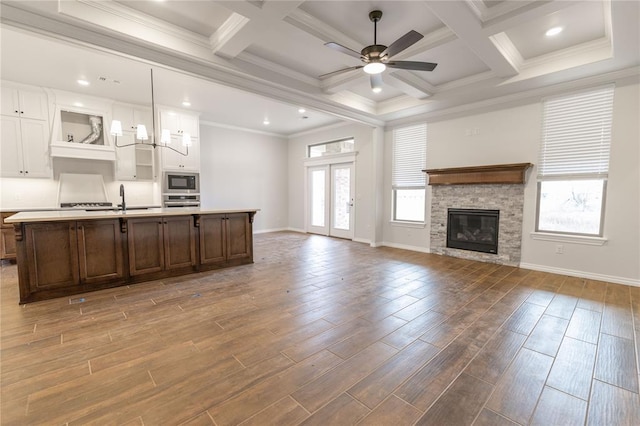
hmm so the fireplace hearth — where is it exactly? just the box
[447,208,499,254]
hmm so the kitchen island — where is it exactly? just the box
[6,208,258,303]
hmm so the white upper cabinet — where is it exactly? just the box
[161,135,200,172]
[112,103,155,180]
[1,116,51,178]
[0,84,51,178]
[1,87,48,121]
[158,107,200,172]
[159,109,199,138]
[112,104,152,134]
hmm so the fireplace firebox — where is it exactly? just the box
[447,209,499,254]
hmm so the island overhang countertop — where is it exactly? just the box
[5,207,260,223]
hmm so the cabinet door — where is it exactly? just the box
[25,222,79,290]
[199,214,226,265]
[1,88,20,117]
[226,213,252,260]
[163,216,196,269]
[161,135,199,171]
[113,104,136,131]
[78,220,124,284]
[128,218,165,276]
[161,136,186,170]
[1,227,17,260]
[183,136,200,171]
[115,134,137,180]
[20,118,51,178]
[179,114,199,138]
[1,213,17,261]
[18,89,48,120]
[0,116,24,177]
[160,110,180,135]
[133,108,152,131]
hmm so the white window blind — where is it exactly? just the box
[539,85,614,178]
[392,123,427,187]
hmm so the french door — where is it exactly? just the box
[307,163,354,239]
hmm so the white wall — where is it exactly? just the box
[381,82,639,285]
[287,122,378,243]
[521,83,640,285]
[199,124,288,233]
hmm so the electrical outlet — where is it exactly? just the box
[555,244,564,254]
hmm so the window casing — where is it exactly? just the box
[308,138,354,158]
[392,124,427,222]
[536,85,614,236]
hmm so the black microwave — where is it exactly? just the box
[164,173,199,193]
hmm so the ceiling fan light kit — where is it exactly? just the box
[364,62,386,74]
[321,9,438,89]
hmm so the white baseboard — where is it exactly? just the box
[253,227,289,234]
[353,237,371,245]
[379,242,431,254]
[287,227,306,233]
[519,262,640,287]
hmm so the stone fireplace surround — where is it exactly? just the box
[424,163,532,266]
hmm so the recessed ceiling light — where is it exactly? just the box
[182,101,191,107]
[372,87,382,94]
[545,27,563,37]
[77,79,90,86]
[263,119,270,125]
[298,108,306,114]
[73,102,84,107]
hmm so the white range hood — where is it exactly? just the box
[58,173,109,205]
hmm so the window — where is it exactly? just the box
[308,138,354,158]
[536,85,614,236]
[392,123,427,222]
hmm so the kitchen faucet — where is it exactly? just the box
[119,184,126,212]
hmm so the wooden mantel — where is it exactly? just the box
[423,163,533,185]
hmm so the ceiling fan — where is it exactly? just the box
[320,10,437,92]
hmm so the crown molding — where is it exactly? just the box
[386,66,640,127]
[200,119,286,138]
[236,52,319,87]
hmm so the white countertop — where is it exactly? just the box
[5,208,259,223]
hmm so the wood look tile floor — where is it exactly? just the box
[1,232,639,425]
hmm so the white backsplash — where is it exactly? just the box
[1,157,158,210]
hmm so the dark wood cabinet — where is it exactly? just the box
[128,215,196,276]
[164,216,197,270]
[22,219,125,293]
[199,214,226,265]
[11,211,254,303]
[1,212,17,262]
[226,213,252,261]
[24,221,79,291]
[128,217,165,276]
[199,213,252,266]
[78,219,124,284]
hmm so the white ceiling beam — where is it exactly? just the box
[481,1,581,35]
[425,1,519,77]
[385,72,434,99]
[321,71,365,94]
[212,1,305,59]
[284,8,365,52]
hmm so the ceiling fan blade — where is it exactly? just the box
[387,61,437,72]
[319,66,363,78]
[380,30,423,59]
[370,73,383,91]
[324,42,363,60]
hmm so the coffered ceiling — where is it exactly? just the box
[1,0,638,135]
